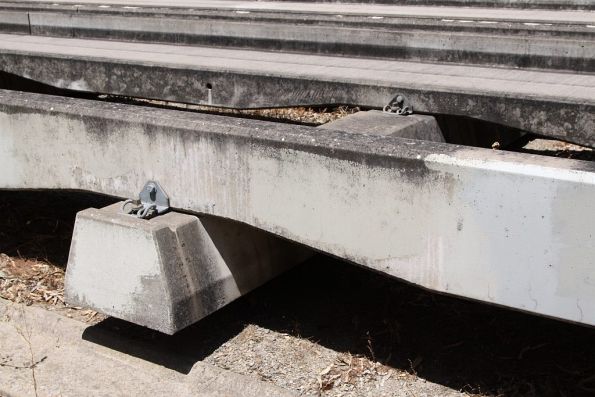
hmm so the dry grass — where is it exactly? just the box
[206,324,441,396]
[316,353,396,393]
[0,254,64,306]
[233,106,360,125]
[102,95,360,126]
[0,254,100,323]
[0,191,115,323]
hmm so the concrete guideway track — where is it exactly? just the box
[0,34,593,145]
[224,0,595,10]
[8,0,595,22]
[0,4,593,72]
[2,1,593,34]
[2,89,595,327]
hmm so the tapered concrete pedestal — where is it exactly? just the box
[65,203,311,334]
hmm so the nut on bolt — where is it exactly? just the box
[147,183,157,200]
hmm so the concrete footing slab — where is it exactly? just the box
[65,203,311,334]
[0,299,296,397]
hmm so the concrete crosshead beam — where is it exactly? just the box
[2,90,595,327]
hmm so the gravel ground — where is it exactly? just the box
[206,323,455,396]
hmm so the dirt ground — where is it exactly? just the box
[2,189,595,397]
[105,96,361,126]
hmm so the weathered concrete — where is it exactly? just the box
[0,8,588,71]
[321,111,445,142]
[0,10,28,33]
[7,1,595,21]
[2,2,592,38]
[0,35,592,144]
[66,203,311,334]
[0,300,297,397]
[2,90,595,327]
[237,0,594,9]
[4,0,593,10]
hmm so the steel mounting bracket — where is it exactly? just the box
[383,95,413,115]
[122,181,170,219]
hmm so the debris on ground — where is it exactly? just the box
[101,95,360,126]
[0,254,64,306]
[0,191,115,324]
[0,254,103,324]
[231,105,360,125]
[206,324,447,397]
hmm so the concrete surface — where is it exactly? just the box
[0,7,590,72]
[3,2,592,35]
[0,299,296,397]
[321,111,445,142]
[66,203,310,334]
[0,34,592,144]
[2,90,595,327]
[222,0,593,8]
[10,1,595,22]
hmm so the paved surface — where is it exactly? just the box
[0,299,297,397]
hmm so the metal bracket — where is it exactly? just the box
[383,95,413,115]
[122,181,170,219]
